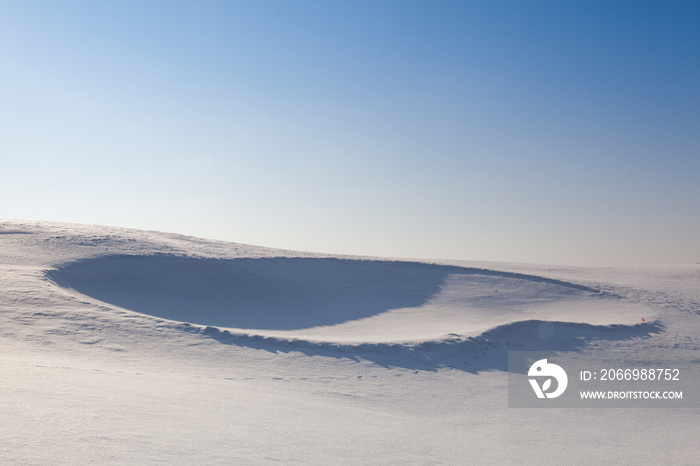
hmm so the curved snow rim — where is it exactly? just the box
[46,254,651,344]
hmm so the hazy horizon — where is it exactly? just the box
[2,1,698,266]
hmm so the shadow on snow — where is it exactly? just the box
[47,254,602,331]
[191,319,663,374]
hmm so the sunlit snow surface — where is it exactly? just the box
[1,220,698,464]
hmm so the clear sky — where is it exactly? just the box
[1,0,698,265]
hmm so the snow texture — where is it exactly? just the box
[1,220,698,464]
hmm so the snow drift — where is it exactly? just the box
[2,220,697,465]
[47,252,649,343]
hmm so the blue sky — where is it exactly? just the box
[1,0,698,265]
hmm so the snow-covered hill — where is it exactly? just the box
[1,220,698,464]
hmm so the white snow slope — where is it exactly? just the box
[1,220,698,464]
